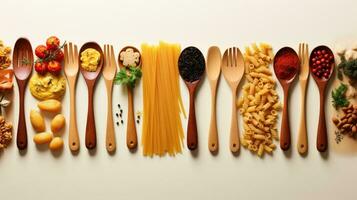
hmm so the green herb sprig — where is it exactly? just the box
[332,83,349,109]
[338,55,357,81]
[114,66,142,88]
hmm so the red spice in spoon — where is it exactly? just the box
[274,50,300,80]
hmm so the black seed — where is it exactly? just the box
[136,120,140,124]
[178,46,205,82]
[119,113,122,118]
[121,120,124,124]
[116,113,119,117]
[118,104,121,108]
[120,109,123,113]
[137,115,140,119]
[116,122,119,126]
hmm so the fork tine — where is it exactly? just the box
[64,43,68,66]
[305,43,309,65]
[110,45,116,69]
[103,45,107,66]
[74,44,78,65]
[234,47,238,67]
[107,45,111,66]
[228,48,232,67]
[69,42,74,64]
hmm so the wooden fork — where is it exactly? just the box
[103,45,117,153]
[297,43,309,154]
[221,47,245,153]
[64,42,80,152]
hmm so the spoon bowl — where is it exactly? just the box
[13,37,33,150]
[274,47,300,85]
[118,46,142,69]
[79,42,104,81]
[309,45,335,84]
[13,38,33,80]
[273,47,300,151]
[309,45,335,152]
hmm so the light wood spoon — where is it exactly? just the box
[221,47,245,153]
[79,42,104,150]
[13,38,33,150]
[206,46,221,153]
[64,42,80,152]
[274,47,300,151]
[297,43,309,154]
[103,44,117,153]
[118,46,141,150]
[310,45,335,152]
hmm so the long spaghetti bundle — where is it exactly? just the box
[141,41,186,156]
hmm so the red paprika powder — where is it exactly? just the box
[274,49,300,80]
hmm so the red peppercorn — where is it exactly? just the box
[317,50,321,55]
[322,50,326,54]
[324,54,329,58]
[316,60,321,65]
[321,58,325,62]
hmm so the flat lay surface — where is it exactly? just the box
[1,0,357,199]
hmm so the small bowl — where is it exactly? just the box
[118,46,141,68]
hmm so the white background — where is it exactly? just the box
[1,0,357,199]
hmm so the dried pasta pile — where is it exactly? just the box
[237,43,281,157]
[141,41,186,157]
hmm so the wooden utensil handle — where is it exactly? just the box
[317,88,328,152]
[187,92,198,151]
[85,85,96,149]
[16,84,27,150]
[229,88,239,153]
[68,81,80,151]
[297,80,308,154]
[208,86,218,152]
[280,89,291,151]
[106,82,116,152]
[126,87,137,149]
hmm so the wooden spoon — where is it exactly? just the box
[178,46,205,151]
[103,44,117,153]
[63,42,80,152]
[310,45,335,152]
[273,47,300,151]
[118,46,141,150]
[79,42,104,150]
[206,46,221,153]
[221,47,245,153]
[13,38,33,150]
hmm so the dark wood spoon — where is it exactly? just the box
[13,38,33,150]
[273,47,300,151]
[309,45,335,152]
[178,46,205,151]
[79,42,104,150]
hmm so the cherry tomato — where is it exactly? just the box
[47,61,62,75]
[35,61,48,75]
[35,45,48,59]
[46,36,60,50]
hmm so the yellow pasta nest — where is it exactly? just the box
[236,43,281,157]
